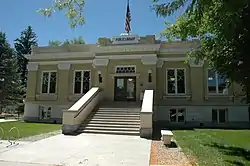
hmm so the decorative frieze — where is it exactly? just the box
[189,58,204,67]
[156,59,164,68]
[92,58,109,67]
[27,63,38,71]
[141,55,158,65]
[58,63,71,70]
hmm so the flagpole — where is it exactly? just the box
[125,0,131,35]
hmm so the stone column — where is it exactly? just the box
[141,55,158,102]
[26,63,39,101]
[156,59,164,101]
[189,58,204,102]
[93,59,109,100]
[57,63,71,103]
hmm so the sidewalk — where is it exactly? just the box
[0,133,151,166]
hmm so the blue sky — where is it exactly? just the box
[0,0,183,46]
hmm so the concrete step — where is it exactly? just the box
[81,123,140,128]
[78,129,139,136]
[87,118,140,123]
[97,108,140,111]
[81,126,140,132]
[90,116,140,120]
[85,120,140,125]
[92,113,140,117]
[94,111,140,115]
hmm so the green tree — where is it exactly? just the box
[0,32,24,112]
[70,36,85,44]
[153,0,250,103]
[14,26,38,88]
[38,0,85,28]
[64,36,85,45]
[49,36,85,46]
[48,40,62,46]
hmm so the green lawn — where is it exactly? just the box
[173,129,250,166]
[0,121,61,140]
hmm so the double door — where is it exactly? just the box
[114,76,136,101]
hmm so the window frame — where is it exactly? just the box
[73,70,91,94]
[211,108,228,123]
[207,68,227,95]
[169,107,186,123]
[40,71,57,94]
[38,105,52,120]
[166,68,186,95]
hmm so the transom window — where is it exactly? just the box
[116,66,136,73]
[207,69,227,94]
[74,70,91,94]
[166,69,186,94]
[170,108,186,122]
[41,71,57,94]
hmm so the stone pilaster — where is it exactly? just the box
[156,59,164,101]
[189,58,204,102]
[26,63,39,101]
[57,63,71,103]
[92,59,109,99]
[141,55,157,102]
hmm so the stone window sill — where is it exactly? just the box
[163,94,192,100]
[204,95,234,101]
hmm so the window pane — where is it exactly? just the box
[212,109,218,123]
[177,69,185,93]
[82,71,90,93]
[208,69,216,93]
[219,109,226,123]
[218,74,227,94]
[178,108,185,122]
[170,109,177,122]
[74,71,82,93]
[42,72,49,93]
[167,69,176,94]
[47,107,51,118]
[39,106,45,119]
[49,72,57,93]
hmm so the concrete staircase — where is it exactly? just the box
[77,102,141,136]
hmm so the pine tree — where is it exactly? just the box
[14,26,38,88]
[0,32,24,112]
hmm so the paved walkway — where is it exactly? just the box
[0,119,17,123]
[0,133,151,166]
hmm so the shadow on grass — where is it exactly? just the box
[205,142,250,165]
[225,160,245,166]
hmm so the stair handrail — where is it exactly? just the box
[73,88,101,118]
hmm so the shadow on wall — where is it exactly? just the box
[204,142,250,166]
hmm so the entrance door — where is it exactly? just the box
[114,77,136,101]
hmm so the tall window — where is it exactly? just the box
[41,71,57,94]
[207,69,227,94]
[169,108,186,122]
[74,70,91,94]
[167,69,186,94]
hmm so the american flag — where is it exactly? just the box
[125,0,131,34]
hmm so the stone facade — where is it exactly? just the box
[24,34,249,127]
